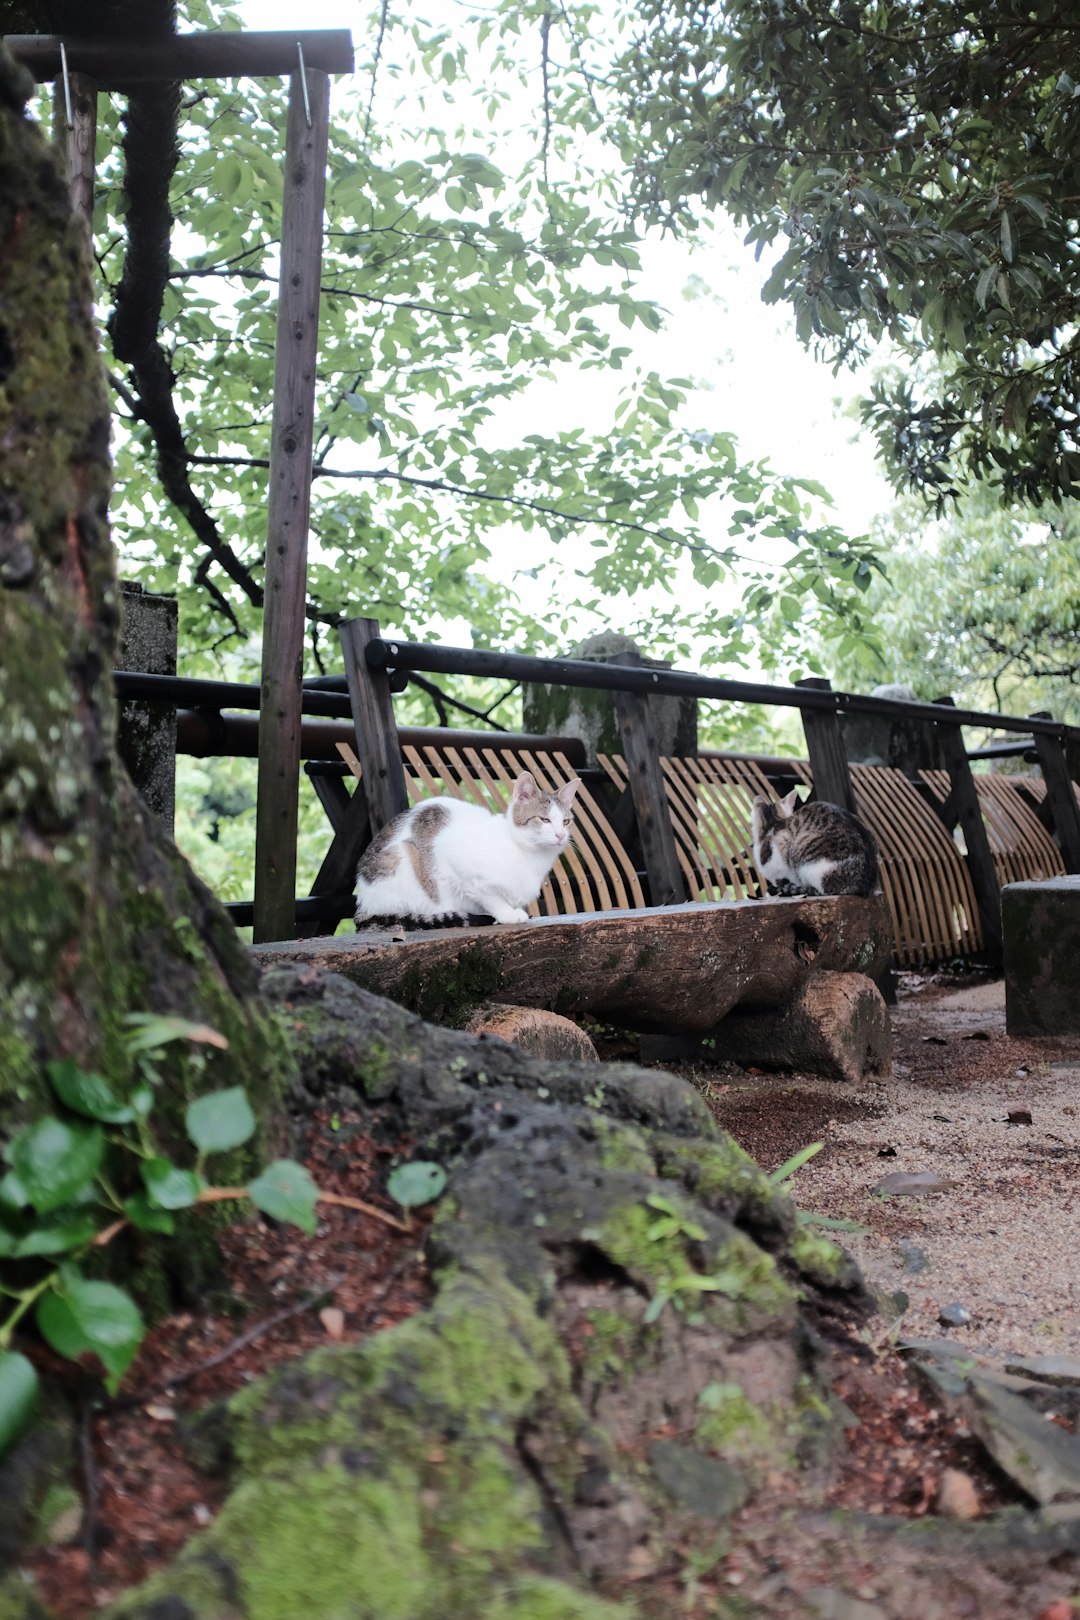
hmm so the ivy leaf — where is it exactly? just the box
[123,1192,175,1235]
[0,1351,39,1457]
[141,1158,201,1211]
[8,1119,105,1215]
[12,1211,100,1258]
[185,1088,255,1155]
[47,1059,133,1124]
[248,1160,318,1234]
[37,1277,144,1393]
[387,1161,447,1213]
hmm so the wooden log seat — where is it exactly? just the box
[707,970,891,1085]
[465,1003,599,1063]
[251,893,893,1037]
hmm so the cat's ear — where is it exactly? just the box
[511,771,540,807]
[555,778,580,811]
[778,788,801,815]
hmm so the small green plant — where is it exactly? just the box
[644,1192,708,1244]
[387,1160,447,1218]
[768,1141,825,1186]
[0,1018,318,1459]
[643,1265,748,1326]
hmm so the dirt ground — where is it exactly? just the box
[17,969,1080,1620]
[689,970,1080,1364]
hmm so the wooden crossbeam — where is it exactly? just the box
[5,30,355,85]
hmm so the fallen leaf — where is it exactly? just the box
[962,1029,991,1041]
[143,1403,177,1422]
[319,1306,345,1339]
[1035,1603,1073,1620]
[923,1035,948,1045]
[937,1467,980,1520]
[1007,1109,1033,1126]
[183,1024,230,1049]
[877,1145,898,1158]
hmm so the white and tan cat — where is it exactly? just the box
[355,771,579,926]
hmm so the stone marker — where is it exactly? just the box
[1002,876,1080,1036]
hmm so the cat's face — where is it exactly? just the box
[753,788,801,832]
[509,772,579,853]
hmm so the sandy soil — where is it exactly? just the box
[693,972,1080,1365]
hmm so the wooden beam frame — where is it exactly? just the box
[341,617,410,833]
[1030,711,1080,872]
[251,65,331,944]
[609,651,685,905]
[5,30,355,85]
[795,677,856,812]
[931,696,1003,960]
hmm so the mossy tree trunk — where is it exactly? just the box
[0,44,290,1135]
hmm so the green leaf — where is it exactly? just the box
[37,1277,144,1393]
[387,1160,447,1212]
[185,1088,256,1155]
[0,1351,39,1458]
[0,1172,28,1212]
[248,1160,318,1234]
[47,1059,133,1124]
[8,1119,105,1214]
[12,1212,99,1258]
[123,1192,175,1235]
[768,1141,825,1185]
[999,210,1015,264]
[141,1158,201,1211]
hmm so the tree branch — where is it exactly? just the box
[106,83,261,627]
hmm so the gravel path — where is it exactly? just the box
[699,974,1080,1365]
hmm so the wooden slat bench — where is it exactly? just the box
[598,752,997,968]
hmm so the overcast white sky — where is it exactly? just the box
[230,0,890,530]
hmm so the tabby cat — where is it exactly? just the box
[752,789,879,897]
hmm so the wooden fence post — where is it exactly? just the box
[794,677,856,812]
[55,69,97,229]
[932,696,1003,960]
[611,655,685,906]
[339,617,409,832]
[1030,713,1080,873]
[252,65,331,944]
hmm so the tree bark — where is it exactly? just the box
[0,44,290,1137]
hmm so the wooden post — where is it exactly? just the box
[932,696,1003,960]
[339,617,409,833]
[1030,712,1080,873]
[252,65,330,944]
[611,654,685,906]
[795,677,856,812]
[54,70,97,228]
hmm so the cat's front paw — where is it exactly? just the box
[490,905,530,924]
[768,879,799,897]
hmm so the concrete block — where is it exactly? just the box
[1003,876,1080,1036]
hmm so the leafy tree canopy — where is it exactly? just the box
[828,478,1080,723]
[610,0,1080,508]
[23,0,881,692]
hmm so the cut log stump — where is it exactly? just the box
[708,970,892,1085]
[251,895,894,1035]
[465,1003,598,1063]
